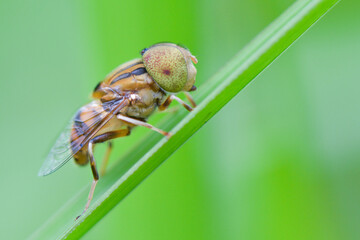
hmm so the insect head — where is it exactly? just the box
[142,43,198,93]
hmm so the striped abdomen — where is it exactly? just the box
[70,99,128,165]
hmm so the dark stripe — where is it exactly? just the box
[93,82,101,92]
[111,72,131,84]
[73,120,88,136]
[74,110,82,122]
[110,61,142,79]
[110,67,147,85]
[131,67,147,75]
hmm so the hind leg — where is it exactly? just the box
[99,128,131,176]
[100,141,112,176]
[76,139,99,220]
[76,128,131,220]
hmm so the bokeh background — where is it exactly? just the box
[1,0,359,239]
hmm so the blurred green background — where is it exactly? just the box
[1,0,359,239]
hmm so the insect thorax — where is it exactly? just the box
[95,70,166,120]
[120,76,166,119]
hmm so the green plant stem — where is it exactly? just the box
[29,0,340,239]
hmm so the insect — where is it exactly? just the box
[38,43,198,219]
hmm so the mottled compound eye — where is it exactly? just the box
[142,43,197,93]
[140,48,148,56]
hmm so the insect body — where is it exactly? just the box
[38,43,198,219]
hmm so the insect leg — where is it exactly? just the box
[76,140,98,220]
[117,114,171,138]
[159,95,193,112]
[76,126,132,220]
[97,128,131,176]
[184,92,197,108]
[100,141,112,177]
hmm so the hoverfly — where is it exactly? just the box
[38,43,198,219]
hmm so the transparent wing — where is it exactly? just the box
[38,98,128,176]
[38,118,75,176]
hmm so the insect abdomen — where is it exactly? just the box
[70,101,109,165]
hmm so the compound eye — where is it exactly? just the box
[142,45,188,92]
[140,48,148,56]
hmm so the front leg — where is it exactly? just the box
[184,92,197,108]
[159,94,194,112]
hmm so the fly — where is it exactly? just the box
[38,43,198,219]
